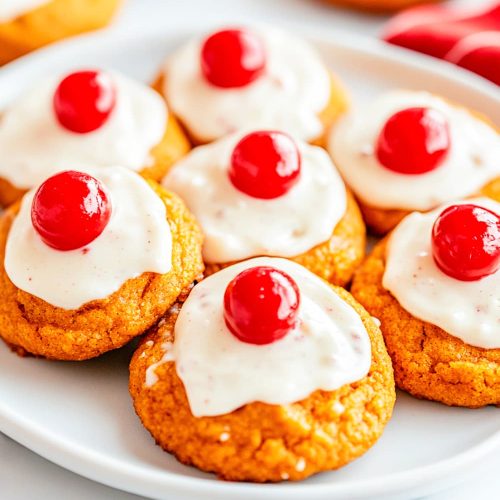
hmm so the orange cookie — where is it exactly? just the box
[163,131,365,287]
[0,0,121,65]
[328,90,500,235]
[157,26,348,146]
[130,258,395,482]
[0,69,190,207]
[0,169,203,360]
[352,190,500,407]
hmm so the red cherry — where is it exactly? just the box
[31,171,112,251]
[229,131,301,199]
[223,266,301,345]
[431,204,500,281]
[53,70,116,133]
[200,28,266,88]
[376,107,451,175]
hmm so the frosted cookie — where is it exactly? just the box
[130,257,395,482]
[156,26,348,145]
[163,130,365,286]
[352,196,500,407]
[328,90,500,234]
[0,69,189,206]
[0,167,203,360]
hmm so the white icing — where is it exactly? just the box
[0,72,167,189]
[164,26,331,142]
[163,133,346,263]
[329,90,500,211]
[383,197,500,349]
[169,257,371,417]
[0,0,49,22]
[5,166,172,310]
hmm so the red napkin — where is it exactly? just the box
[382,3,500,85]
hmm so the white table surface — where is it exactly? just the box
[1,0,498,498]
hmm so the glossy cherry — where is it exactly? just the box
[31,171,112,251]
[200,28,266,88]
[376,107,451,175]
[53,70,116,133]
[229,131,301,199]
[431,204,500,281]
[223,266,301,345]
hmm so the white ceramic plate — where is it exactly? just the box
[0,23,499,500]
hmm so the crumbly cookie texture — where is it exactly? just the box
[0,181,204,360]
[0,0,122,65]
[204,190,366,287]
[130,286,395,482]
[351,187,500,408]
[154,72,349,147]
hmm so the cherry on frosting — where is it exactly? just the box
[200,28,266,88]
[53,70,116,133]
[431,204,500,281]
[376,107,451,175]
[229,131,301,199]
[31,171,112,251]
[223,266,301,345]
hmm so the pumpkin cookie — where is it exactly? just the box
[0,69,189,207]
[328,90,500,234]
[130,257,395,482]
[0,0,121,65]
[156,26,348,146]
[163,130,365,286]
[0,167,203,360]
[352,194,500,407]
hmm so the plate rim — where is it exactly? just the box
[0,23,499,500]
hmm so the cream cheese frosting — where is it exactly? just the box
[383,197,500,348]
[329,90,500,211]
[0,0,49,22]
[149,257,372,417]
[163,26,331,142]
[0,71,167,190]
[163,132,347,263]
[5,166,172,310]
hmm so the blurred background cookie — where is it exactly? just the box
[0,0,121,65]
[156,25,349,146]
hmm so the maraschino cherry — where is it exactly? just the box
[31,171,112,251]
[376,107,451,174]
[223,266,300,345]
[229,131,301,199]
[200,28,266,88]
[53,70,116,133]
[431,204,500,281]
